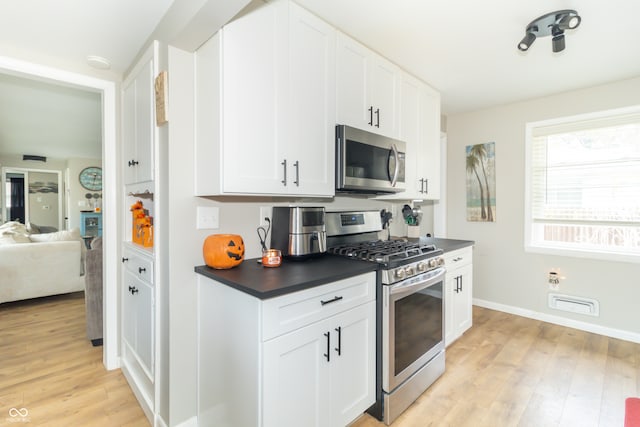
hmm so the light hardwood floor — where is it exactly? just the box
[0,292,149,426]
[353,307,640,427]
[2,293,639,427]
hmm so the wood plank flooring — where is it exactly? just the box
[2,293,639,426]
[0,292,149,426]
[352,307,640,427]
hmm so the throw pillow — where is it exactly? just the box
[0,231,31,245]
[29,228,81,243]
[26,222,41,234]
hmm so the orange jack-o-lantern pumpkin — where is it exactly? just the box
[203,234,245,269]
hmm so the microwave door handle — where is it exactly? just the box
[389,144,400,187]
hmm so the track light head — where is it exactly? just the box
[518,32,536,51]
[517,9,581,52]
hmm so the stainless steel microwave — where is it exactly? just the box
[335,125,406,193]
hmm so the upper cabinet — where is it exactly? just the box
[377,72,441,200]
[336,32,400,139]
[123,57,154,185]
[195,0,335,197]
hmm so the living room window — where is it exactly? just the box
[524,106,640,262]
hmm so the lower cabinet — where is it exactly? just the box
[198,272,376,427]
[263,302,375,427]
[121,245,155,415]
[444,247,473,347]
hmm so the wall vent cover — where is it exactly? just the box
[548,293,599,316]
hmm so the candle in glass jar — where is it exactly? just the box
[262,249,282,267]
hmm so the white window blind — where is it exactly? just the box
[527,107,640,259]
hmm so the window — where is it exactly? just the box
[525,106,640,262]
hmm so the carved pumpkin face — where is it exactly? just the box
[203,234,245,269]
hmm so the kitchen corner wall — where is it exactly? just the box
[446,76,640,339]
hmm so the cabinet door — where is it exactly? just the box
[336,32,370,131]
[286,2,335,196]
[263,318,331,427]
[445,263,473,346]
[221,1,288,194]
[122,81,137,185]
[368,54,400,138]
[453,263,473,337]
[330,302,376,427]
[135,279,154,377]
[134,58,154,183]
[417,85,441,199]
[122,271,138,351]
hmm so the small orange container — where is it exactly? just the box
[262,249,282,267]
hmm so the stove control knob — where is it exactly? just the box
[437,257,445,266]
[404,266,415,277]
[394,268,405,280]
[416,262,428,272]
[428,258,437,268]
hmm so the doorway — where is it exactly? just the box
[2,167,63,230]
[0,56,118,369]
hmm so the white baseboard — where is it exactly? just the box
[174,416,198,427]
[473,298,640,344]
[155,415,169,427]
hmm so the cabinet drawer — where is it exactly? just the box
[123,247,154,284]
[444,247,473,269]
[262,272,375,341]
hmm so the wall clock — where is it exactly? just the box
[79,166,102,191]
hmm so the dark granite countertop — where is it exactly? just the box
[422,237,474,253]
[195,254,377,300]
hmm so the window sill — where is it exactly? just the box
[525,244,640,264]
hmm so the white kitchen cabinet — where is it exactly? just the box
[336,31,400,139]
[122,56,154,185]
[121,245,155,410]
[119,41,163,424]
[444,247,473,346]
[198,272,376,427]
[195,0,335,197]
[376,72,441,201]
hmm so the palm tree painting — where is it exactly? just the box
[466,142,495,222]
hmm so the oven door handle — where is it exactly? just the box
[389,267,445,297]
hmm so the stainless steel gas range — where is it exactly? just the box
[326,210,446,425]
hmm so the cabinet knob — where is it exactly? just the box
[122,257,129,263]
[128,159,139,167]
[128,285,139,294]
[138,267,146,274]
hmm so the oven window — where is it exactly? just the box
[394,283,443,376]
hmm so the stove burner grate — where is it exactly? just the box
[328,240,438,265]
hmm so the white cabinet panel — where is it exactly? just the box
[195,0,334,197]
[444,247,473,346]
[123,58,154,185]
[263,317,331,427]
[336,31,400,139]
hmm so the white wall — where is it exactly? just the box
[67,157,102,230]
[446,76,640,339]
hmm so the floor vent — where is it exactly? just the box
[548,293,599,317]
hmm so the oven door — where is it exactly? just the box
[383,267,445,392]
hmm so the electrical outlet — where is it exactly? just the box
[548,272,560,291]
[259,206,272,227]
[197,206,219,230]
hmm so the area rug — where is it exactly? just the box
[626,397,640,427]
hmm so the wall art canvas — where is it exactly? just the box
[466,142,496,222]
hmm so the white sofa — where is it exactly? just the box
[0,222,85,304]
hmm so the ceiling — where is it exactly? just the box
[1,0,639,159]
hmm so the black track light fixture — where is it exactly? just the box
[518,9,581,52]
